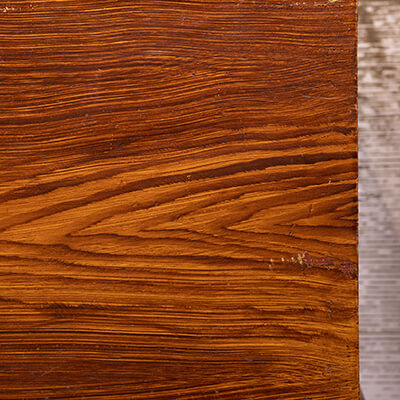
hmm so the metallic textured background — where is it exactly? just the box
[359,0,400,398]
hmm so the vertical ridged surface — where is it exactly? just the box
[359,0,400,398]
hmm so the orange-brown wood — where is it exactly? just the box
[0,1,358,399]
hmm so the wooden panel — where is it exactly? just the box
[0,1,358,399]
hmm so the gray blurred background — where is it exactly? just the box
[359,0,400,398]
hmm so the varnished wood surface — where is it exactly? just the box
[0,1,358,399]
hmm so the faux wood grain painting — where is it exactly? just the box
[0,1,358,399]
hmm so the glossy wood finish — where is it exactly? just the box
[0,1,358,399]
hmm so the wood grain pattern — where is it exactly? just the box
[0,1,358,399]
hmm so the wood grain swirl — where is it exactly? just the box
[0,1,358,399]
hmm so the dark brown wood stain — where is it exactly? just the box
[0,1,358,399]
